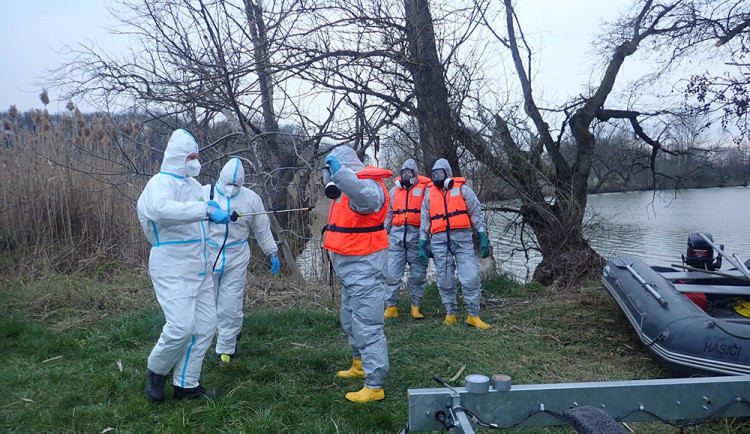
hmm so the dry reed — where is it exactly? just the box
[0,107,157,277]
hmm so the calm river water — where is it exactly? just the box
[491,186,750,281]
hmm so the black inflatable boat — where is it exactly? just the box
[602,245,750,376]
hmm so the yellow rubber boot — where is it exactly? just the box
[467,315,491,330]
[345,386,385,403]
[411,305,424,319]
[444,314,457,326]
[336,358,365,378]
[384,306,399,319]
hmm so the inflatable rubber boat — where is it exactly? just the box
[601,233,750,376]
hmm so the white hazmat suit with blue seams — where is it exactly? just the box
[137,129,227,402]
[203,158,279,365]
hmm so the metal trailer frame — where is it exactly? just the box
[407,375,750,432]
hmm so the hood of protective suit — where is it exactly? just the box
[160,129,199,177]
[217,158,245,196]
[401,158,419,176]
[330,146,366,173]
[431,158,453,178]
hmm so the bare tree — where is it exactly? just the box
[51,0,340,279]
[685,1,750,142]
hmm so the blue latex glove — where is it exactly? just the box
[270,256,280,275]
[418,239,429,266]
[207,200,220,209]
[209,207,231,224]
[325,155,341,175]
[478,231,490,258]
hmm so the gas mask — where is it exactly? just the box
[395,169,416,189]
[321,165,341,199]
[432,168,454,190]
[185,159,201,177]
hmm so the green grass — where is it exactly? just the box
[1,273,749,433]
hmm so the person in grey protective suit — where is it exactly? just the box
[384,158,431,320]
[322,146,393,403]
[137,129,231,402]
[203,158,280,367]
[419,158,492,330]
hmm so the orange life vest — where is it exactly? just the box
[392,175,431,227]
[428,177,471,233]
[323,166,393,255]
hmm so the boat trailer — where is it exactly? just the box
[406,375,750,432]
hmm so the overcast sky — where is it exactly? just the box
[1,1,648,114]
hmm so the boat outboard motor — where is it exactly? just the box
[682,231,723,270]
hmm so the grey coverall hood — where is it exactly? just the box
[431,158,453,178]
[331,146,366,173]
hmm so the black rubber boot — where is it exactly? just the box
[173,385,219,400]
[145,369,167,403]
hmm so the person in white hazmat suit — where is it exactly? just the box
[322,146,392,403]
[203,158,280,366]
[137,129,232,402]
[383,158,430,320]
[418,158,492,330]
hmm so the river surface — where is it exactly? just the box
[297,186,750,283]
[491,186,750,281]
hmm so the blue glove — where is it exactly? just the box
[270,256,280,275]
[207,200,220,209]
[478,231,490,258]
[209,208,231,224]
[325,155,341,175]
[418,239,429,267]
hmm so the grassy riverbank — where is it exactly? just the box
[1,269,748,433]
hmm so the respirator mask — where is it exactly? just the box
[185,159,201,177]
[431,168,454,190]
[321,165,342,199]
[395,169,416,189]
[223,183,240,196]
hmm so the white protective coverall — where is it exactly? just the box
[419,158,487,316]
[327,146,390,389]
[384,158,428,309]
[203,158,278,356]
[137,129,217,389]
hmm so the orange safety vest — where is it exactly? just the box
[323,166,393,256]
[428,177,471,233]
[392,175,431,227]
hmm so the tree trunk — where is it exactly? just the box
[403,0,460,174]
[242,0,305,280]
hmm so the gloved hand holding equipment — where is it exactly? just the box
[418,239,430,266]
[325,154,341,175]
[207,200,220,208]
[270,255,280,275]
[208,207,232,224]
[478,231,490,258]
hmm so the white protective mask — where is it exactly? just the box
[224,184,240,196]
[185,159,201,177]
